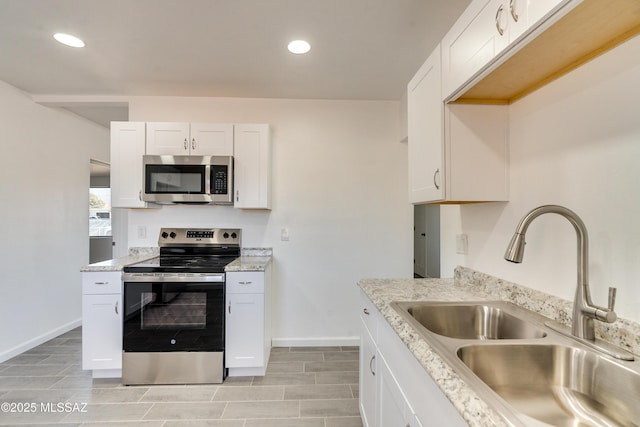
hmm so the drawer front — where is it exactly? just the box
[360,290,379,340]
[82,271,122,295]
[226,272,264,294]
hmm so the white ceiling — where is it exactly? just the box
[0,0,470,127]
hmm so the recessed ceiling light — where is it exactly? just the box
[53,33,85,48]
[287,40,311,55]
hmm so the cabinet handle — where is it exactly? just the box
[495,4,505,36]
[184,138,188,151]
[363,308,370,315]
[139,190,143,201]
[236,190,239,202]
[94,281,109,285]
[114,300,119,315]
[369,355,376,376]
[238,281,253,285]
[191,137,196,151]
[509,0,518,22]
[228,302,231,314]
[433,168,440,190]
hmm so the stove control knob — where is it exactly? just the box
[223,232,230,239]
[161,231,169,239]
[231,232,238,239]
[169,232,177,239]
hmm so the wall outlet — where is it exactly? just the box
[137,225,147,239]
[281,227,290,241]
[456,234,468,255]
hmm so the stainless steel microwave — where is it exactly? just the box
[142,155,233,205]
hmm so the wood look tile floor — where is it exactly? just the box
[0,328,363,426]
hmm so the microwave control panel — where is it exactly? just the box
[211,165,229,194]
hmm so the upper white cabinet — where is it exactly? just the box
[146,122,234,156]
[441,0,510,100]
[442,0,565,100]
[408,47,509,204]
[408,45,444,203]
[111,121,149,208]
[509,0,564,41]
[445,0,640,104]
[234,124,271,209]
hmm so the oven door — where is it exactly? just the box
[123,274,224,352]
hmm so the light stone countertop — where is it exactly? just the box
[358,266,640,427]
[225,256,271,272]
[81,247,272,272]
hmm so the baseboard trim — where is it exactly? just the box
[0,318,81,363]
[272,336,360,348]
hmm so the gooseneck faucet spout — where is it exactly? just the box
[504,205,617,341]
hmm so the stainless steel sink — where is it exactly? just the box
[390,300,640,426]
[395,301,547,340]
[457,344,640,427]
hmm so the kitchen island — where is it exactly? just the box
[358,266,640,427]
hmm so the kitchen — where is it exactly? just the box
[1,0,640,425]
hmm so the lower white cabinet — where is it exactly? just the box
[82,271,123,378]
[225,266,272,376]
[359,290,466,427]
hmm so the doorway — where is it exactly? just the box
[89,159,112,263]
[414,204,440,278]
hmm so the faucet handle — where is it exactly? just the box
[608,287,617,311]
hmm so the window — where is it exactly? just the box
[89,188,111,236]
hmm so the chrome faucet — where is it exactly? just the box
[504,205,617,341]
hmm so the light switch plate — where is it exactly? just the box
[456,234,468,254]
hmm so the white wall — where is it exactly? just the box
[0,81,110,361]
[441,35,640,323]
[127,97,413,345]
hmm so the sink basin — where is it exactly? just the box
[457,344,640,426]
[397,301,547,340]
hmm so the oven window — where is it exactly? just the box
[140,292,206,330]
[145,165,205,194]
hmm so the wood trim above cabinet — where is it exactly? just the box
[451,0,640,104]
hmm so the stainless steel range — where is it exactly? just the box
[122,227,241,385]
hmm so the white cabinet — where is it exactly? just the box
[508,0,564,41]
[233,124,271,209]
[359,318,378,427]
[111,121,149,208]
[225,266,272,376]
[146,122,234,155]
[441,0,510,99]
[408,45,444,203]
[81,271,122,378]
[358,290,466,427]
[442,0,566,101]
[378,352,418,427]
[408,46,509,204]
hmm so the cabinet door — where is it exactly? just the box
[359,319,378,427]
[146,122,190,155]
[509,0,563,41]
[234,124,271,209]
[408,45,444,203]
[190,123,234,155]
[225,293,264,368]
[378,352,414,427]
[111,121,147,208]
[82,293,122,370]
[442,0,510,99]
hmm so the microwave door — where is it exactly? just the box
[143,156,211,204]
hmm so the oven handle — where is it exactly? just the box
[123,273,225,283]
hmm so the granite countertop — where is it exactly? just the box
[358,266,640,427]
[81,247,273,272]
[225,256,271,272]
